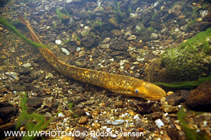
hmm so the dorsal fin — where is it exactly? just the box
[17,14,27,25]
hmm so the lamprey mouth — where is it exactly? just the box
[138,82,166,101]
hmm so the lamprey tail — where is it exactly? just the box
[17,14,43,44]
[17,14,166,101]
[17,14,27,25]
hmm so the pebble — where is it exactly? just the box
[0,27,3,31]
[45,112,52,120]
[27,97,43,108]
[171,28,184,39]
[127,35,137,41]
[58,112,65,118]
[45,72,54,79]
[110,39,127,51]
[150,33,159,40]
[166,92,183,106]
[22,62,32,68]
[25,83,40,92]
[166,128,183,140]
[15,66,30,75]
[5,72,19,80]
[148,112,163,120]
[106,120,112,125]
[196,18,202,22]
[61,47,70,55]
[136,57,145,62]
[99,44,109,49]
[30,70,41,79]
[73,109,86,117]
[81,35,95,48]
[135,102,154,114]
[55,39,62,45]
[152,50,159,56]
[155,119,164,128]
[0,106,17,122]
[111,119,125,125]
[179,90,190,100]
[128,109,135,116]
[78,50,86,58]
[75,59,87,67]
[199,10,209,18]
[167,96,183,106]
[134,73,140,78]
[161,105,178,113]
[7,84,26,91]
[160,97,166,103]
[167,91,174,96]
[114,101,123,108]
[37,73,46,82]
[102,37,111,43]
[78,116,88,124]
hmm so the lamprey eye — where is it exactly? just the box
[135,89,139,94]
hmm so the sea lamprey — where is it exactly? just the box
[0,15,166,101]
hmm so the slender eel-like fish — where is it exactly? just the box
[17,14,166,101]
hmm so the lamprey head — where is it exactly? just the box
[134,82,166,101]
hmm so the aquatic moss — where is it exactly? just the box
[179,27,211,53]
[16,93,60,140]
[161,27,211,82]
[0,16,48,48]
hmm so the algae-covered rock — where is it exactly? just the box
[108,17,118,27]
[144,28,211,83]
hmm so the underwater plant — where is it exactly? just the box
[155,74,211,89]
[0,16,48,48]
[56,7,70,21]
[88,21,96,29]
[68,102,79,118]
[116,2,123,16]
[16,93,60,140]
[160,27,211,83]
[147,27,211,88]
[179,27,211,53]
[177,107,208,140]
[185,6,199,32]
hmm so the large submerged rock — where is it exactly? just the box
[144,28,211,83]
[185,81,211,111]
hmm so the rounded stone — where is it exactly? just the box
[75,59,87,67]
[185,81,211,111]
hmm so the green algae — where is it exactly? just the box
[56,7,69,20]
[0,16,48,48]
[16,93,60,140]
[161,28,211,82]
[177,107,208,140]
[155,74,211,89]
[179,28,211,53]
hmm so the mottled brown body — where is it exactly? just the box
[17,14,166,101]
[39,48,146,98]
